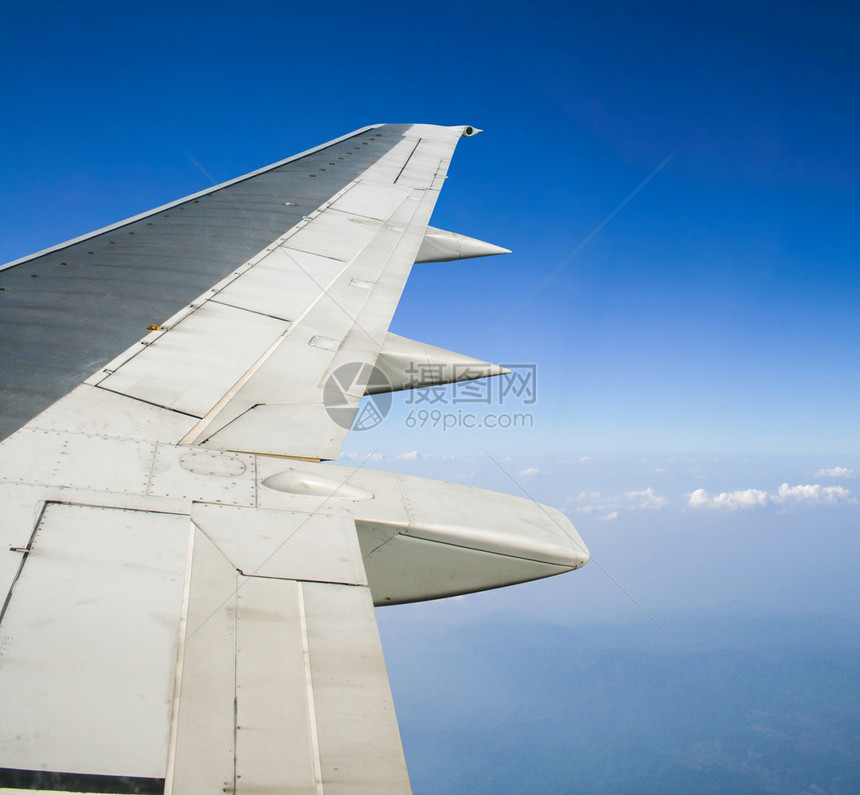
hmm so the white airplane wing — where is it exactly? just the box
[0,124,589,794]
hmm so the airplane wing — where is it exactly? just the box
[0,124,589,793]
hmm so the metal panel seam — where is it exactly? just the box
[188,519,242,572]
[0,501,48,625]
[238,573,366,587]
[232,570,239,795]
[297,581,325,795]
[393,139,421,184]
[144,441,160,497]
[163,523,196,795]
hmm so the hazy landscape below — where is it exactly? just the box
[378,609,860,795]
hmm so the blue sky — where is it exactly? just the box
[3,2,860,791]
[3,1,858,457]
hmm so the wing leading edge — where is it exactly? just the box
[0,124,589,793]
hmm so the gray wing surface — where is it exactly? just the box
[0,123,410,442]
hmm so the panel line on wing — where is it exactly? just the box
[393,138,421,184]
[208,298,297,323]
[297,581,325,795]
[163,523,196,795]
[88,387,203,420]
[275,247,378,342]
[0,500,47,625]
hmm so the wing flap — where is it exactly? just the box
[234,576,321,793]
[0,500,411,793]
[169,507,409,794]
[302,581,412,794]
[0,504,189,782]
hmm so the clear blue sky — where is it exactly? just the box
[2,0,858,457]
[3,3,859,791]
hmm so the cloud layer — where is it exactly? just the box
[569,487,668,520]
[689,483,852,510]
[814,466,855,479]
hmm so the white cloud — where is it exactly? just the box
[687,489,709,509]
[688,488,769,510]
[773,483,851,505]
[396,450,420,461]
[568,490,619,519]
[568,486,668,519]
[600,511,619,521]
[339,452,383,461]
[814,466,855,479]
[689,483,852,510]
[570,491,602,503]
[626,487,667,510]
[571,504,605,515]
[520,467,540,477]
